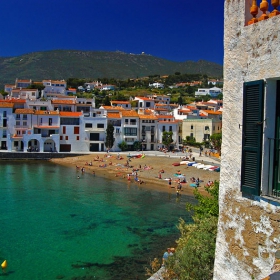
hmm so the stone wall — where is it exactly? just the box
[214,1,280,279]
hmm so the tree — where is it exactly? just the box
[105,123,115,149]
[103,95,111,106]
[210,133,222,154]
[118,141,128,151]
[133,141,141,151]
[162,131,173,150]
[164,182,219,280]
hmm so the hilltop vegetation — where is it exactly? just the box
[0,50,223,88]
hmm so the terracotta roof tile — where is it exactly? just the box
[203,110,222,115]
[111,101,130,104]
[60,112,82,117]
[107,112,121,118]
[51,100,75,104]
[4,99,26,103]
[34,110,59,115]
[15,109,35,114]
[121,110,139,117]
[0,102,14,108]
[139,115,157,120]
[102,106,125,111]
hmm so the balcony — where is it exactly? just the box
[247,0,280,25]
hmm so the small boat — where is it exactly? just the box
[187,162,196,166]
[203,165,214,170]
[209,166,219,171]
[172,162,181,166]
[196,164,205,169]
[180,161,189,165]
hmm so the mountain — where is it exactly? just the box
[0,50,223,88]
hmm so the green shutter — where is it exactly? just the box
[241,80,264,195]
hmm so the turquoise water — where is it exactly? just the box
[0,161,194,280]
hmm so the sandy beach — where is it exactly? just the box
[50,152,220,197]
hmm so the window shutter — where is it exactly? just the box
[241,80,264,195]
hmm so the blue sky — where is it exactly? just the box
[0,0,224,65]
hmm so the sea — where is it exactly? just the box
[0,160,195,280]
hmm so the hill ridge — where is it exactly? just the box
[0,50,223,88]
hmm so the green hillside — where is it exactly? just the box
[0,50,223,88]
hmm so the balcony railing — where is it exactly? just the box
[248,0,280,25]
[267,137,280,199]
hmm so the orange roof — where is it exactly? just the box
[51,100,75,105]
[15,109,35,114]
[3,99,26,103]
[111,101,130,104]
[121,110,139,117]
[139,115,157,120]
[203,110,222,115]
[60,112,82,117]
[107,112,121,118]
[34,110,59,115]
[154,108,168,111]
[0,102,14,108]
[157,115,174,119]
[16,79,31,82]
[144,109,154,115]
[102,106,125,111]
[136,97,152,101]
[158,120,179,124]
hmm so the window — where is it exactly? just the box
[60,118,80,125]
[76,136,79,140]
[97,123,104,128]
[169,126,172,132]
[163,126,166,132]
[74,127,79,134]
[63,126,66,134]
[60,136,63,140]
[146,102,151,107]
[205,126,209,130]
[3,111,6,118]
[85,123,92,128]
[23,114,27,120]
[49,118,52,126]
[124,128,137,136]
[130,119,136,125]
[125,119,129,124]
[65,136,68,140]
[90,133,99,141]
[241,79,280,199]
[191,125,193,129]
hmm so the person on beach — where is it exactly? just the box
[162,248,173,266]
[168,178,172,188]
